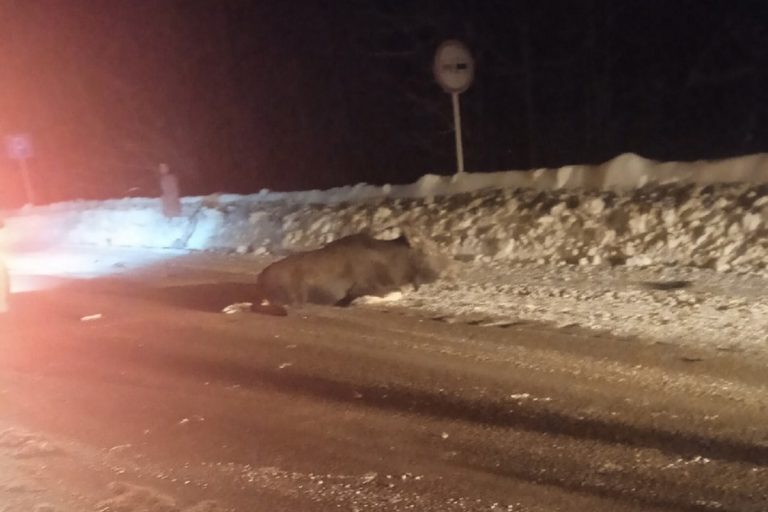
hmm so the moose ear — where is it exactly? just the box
[395,225,413,245]
[394,235,411,247]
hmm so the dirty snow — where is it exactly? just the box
[396,261,768,359]
[212,463,532,512]
[3,152,768,357]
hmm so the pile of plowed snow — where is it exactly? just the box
[194,181,768,276]
[4,153,768,275]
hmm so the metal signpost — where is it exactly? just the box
[0,214,7,312]
[5,134,35,205]
[433,40,475,174]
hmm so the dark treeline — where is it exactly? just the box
[1,0,768,206]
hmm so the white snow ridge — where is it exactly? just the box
[4,152,768,357]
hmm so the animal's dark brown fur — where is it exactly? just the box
[255,233,438,310]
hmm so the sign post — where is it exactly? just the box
[433,40,475,174]
[0,216,7,314]
[5,134,35,205]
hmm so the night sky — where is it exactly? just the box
[2,0,768,207]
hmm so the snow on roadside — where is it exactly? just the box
[265,181,768,275]
[7,153,768,275]
[4,152,768,356]
[393,261,768,359]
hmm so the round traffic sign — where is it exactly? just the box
[433,40,474,94]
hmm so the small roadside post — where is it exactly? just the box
[433,40,475,174]
[0,219,8,313]
[158,163,181,218]
[4,134,35,205]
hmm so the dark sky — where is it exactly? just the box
[2,0,768,207]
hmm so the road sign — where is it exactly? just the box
[434,40,474,174]
[433,40,475,94]
[4,133,35,204]
[5,134,33,160]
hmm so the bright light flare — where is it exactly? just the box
[4,246,185,293]
[1,209,197,294]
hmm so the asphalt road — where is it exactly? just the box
[1,259,767,511]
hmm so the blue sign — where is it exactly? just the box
[5,134,33,160]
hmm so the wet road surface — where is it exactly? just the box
[1,263,767,511]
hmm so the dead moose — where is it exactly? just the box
[253,233,439,314]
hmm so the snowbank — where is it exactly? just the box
[203,180,768,274]
[4,153,768,275]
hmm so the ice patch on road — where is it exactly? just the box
[0,428,60,458]
[97,482,177,512]
[96,482,223,512]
